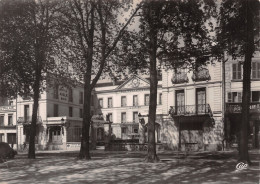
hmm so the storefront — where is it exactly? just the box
[225,102,260,149]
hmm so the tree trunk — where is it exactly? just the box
[239,0,255,164]
[145,5,159,162]
[28,73,41,159]
[79,76,92,160]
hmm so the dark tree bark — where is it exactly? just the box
[145,4,159,162]
[79,78,92,159]
[239,0,255,164]
[28,71,41,159]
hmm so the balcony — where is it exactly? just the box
[171,73,189,84]
[192,68,211,82]
[0,123,16,129]
[226,102,260,114]
[17,116,42,124]
[169,104,213,117]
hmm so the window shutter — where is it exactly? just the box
[252,62,257,79]
[238,92,242,102]
[228,92,232,102]
[237,63,242,79]
[257,63,260,79]
[232,64,237,79]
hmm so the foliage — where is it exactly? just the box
[116,0,217,75]
[57,0,141,159]
[0,0,65,158]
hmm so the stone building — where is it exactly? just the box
[16,79,86,150]
[224,51,260,149]
[0,98,17,149]
[163,61,224,151]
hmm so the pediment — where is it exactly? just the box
[116,75,150,90]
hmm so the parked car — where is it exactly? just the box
[0,142,17,159]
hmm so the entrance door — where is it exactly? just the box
[52,129,62,144]
[196,88,206,114]
[176,90,185,115]
[97,128,104,142]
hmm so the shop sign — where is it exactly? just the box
[59,86,68,101]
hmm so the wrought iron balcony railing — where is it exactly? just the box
[226,102,260,114]
[17,116,42,124]
[169,104,213,116]
[192,68,211,82]
[171,73,189,84]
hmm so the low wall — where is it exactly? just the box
[105,143,164,151]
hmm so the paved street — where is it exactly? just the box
[0,150,259,184]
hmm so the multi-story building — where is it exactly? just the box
[1,54,259,151]
[164,62,224,151]
[16,79,85,150]
[224,51,260,149]
[93,75,163,143]
[0,97,17,148]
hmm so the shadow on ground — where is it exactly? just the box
[0,150,259,184]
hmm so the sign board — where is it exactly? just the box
[59,86,68,102]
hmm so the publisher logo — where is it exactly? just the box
[236,162,248,171]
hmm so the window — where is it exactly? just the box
[98,98,103,108]
[0,116,4,126]
[69,107,73,117]
[121,96,127,107]
[54,104,59,117]
[67,126,82,142]
[121,112,126,123]
[8,115,13,125]
[159,93,162,105]
[108,98,113,108]
[121,127,127,134]
[133,112,138,123]
[252,62,260,79]
[24,105,29,121]
[176,90,185,114]
[252,91,260,102]
[80,109,83,118]
[145,94,150,106]
[232,63,242,80]
[9,101,13,106]
[0,133,4,142]
[68,88,73,102]
[7,133,16,144]
[133,95,138,106]
[133,127,138,133]
[107,113,113,122]
[227,92,242,102]
[79,92,83,104]
[54,84,59,99]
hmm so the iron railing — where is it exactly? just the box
[169,104,213,116]
[171,73,189,84]
[17,116,42,124]
[192,68,211,82]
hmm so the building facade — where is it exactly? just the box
[1,53,259,151]
[16,79,85,150]
[93,75,163,143]
[0,98,17,149]
[164,61,224,151]
[224,51,260,149]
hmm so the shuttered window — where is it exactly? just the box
[252,62,260,79]
[227,92,242,102]
[232,63,242,80]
